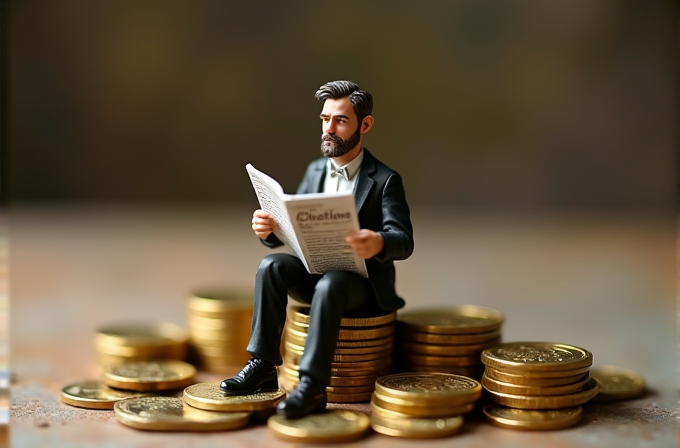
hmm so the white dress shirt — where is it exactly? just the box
[323,149,364,194]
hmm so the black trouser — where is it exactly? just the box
[246,253,377,386]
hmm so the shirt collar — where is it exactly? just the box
[327,149,364,180]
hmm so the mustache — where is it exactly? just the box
[322,134,342,143]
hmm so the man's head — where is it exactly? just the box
[315,80,374,160]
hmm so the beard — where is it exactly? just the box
[320,126,361,158]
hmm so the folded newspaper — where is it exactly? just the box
[246,163,368,278]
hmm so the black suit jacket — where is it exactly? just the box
[262,148,414,311]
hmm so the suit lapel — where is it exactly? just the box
[354,149,376,213]
[310,159,326,193]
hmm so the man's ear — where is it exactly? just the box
[360,115,374,135]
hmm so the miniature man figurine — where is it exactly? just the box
[220,80,414,419]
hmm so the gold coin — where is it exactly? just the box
[284,344,392,363]
[283,352,391,372]
[371,413,463,439]
[486,364,591,379]
[96,342,187,358]
[189,335,249,347]
[481,373,591,396]
[114,396,250,431]
[284,340,393,356]
[288,305,397,327]
[191,345,251,358]
[95,322,189,348]
[188,327,250,341]
[267,410,370,444]
[402,329,501,345]
[402,338,501,356]
[398,306,504,335]
[590,365,645,400]
[283,361,390,377]
[188,290,253,314]
[396,364,485,378]
[281,366,385,387]
[481,342,593,372]
[376,373,482,405]
[61,380,154,410]
[483,367,589,385]
[187,314,252,331]
[339,324,395,340]
[326,384,376,394]
[485,378,599,409]
[403,353,481,367]
[483,404,583,430]
[103,360,196,391]
[285,328,393,348]
[183,381,285,411]
[371,393,474,418]
[327,391,373,403]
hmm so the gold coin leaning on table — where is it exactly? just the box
[481,374,591,396]
[103,360,196,391]
[590,365,646,400]
[398,305,504,334]
[267,410,371,444]
[114,396,250,431]
[61,380,155,410]
[183,381,286,411]
[483,367,590,385]
[370,413,464,439]
[481,342,593,372]
[371,392,475,417]
[483,404,583,431]
[375,372,482,405]
[485,378,599,409]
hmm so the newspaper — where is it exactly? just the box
[246,163,368,278]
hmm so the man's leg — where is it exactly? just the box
[277,270,375,418]
[221,253,316,394]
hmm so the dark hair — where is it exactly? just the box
[314,80,373,122]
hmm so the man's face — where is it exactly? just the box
[319,97,361,158]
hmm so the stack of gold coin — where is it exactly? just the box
[282,305,396,403]
[187,290,253,373]
[370,373,481,438]
[95,322,189,367]
[481,342,598,430]
[395,305,504,379]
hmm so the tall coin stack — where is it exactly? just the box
[370,372,481,438]
[282,305,395,403]
[187,291,253,373]
[481,342,598,430]
[395,305,504,379]
[95,322,189,367]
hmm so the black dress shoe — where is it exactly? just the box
[276,375,327,419]
[220,357,279,395]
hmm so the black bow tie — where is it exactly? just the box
[329,165,349,181]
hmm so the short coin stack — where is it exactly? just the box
[282,305,395,403]
[370,372,482,438]
[481,342,598,430]
[95,322,189,367]
[187,290,253,373]
[395,305,504,379]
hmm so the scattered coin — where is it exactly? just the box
[481,374,591,396]
[398,305,504,334]
[61,380,154,410]
[114,396,249,431]
[103,360,196,391]
[267,410,371,443]
[590,365,645,401]
[375,373,482,405]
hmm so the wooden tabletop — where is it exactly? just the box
[9,205,677,448]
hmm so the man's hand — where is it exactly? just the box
[252,210,277,240]
[346,229,384,259]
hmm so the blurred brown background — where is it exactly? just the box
[6,0,675,211]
